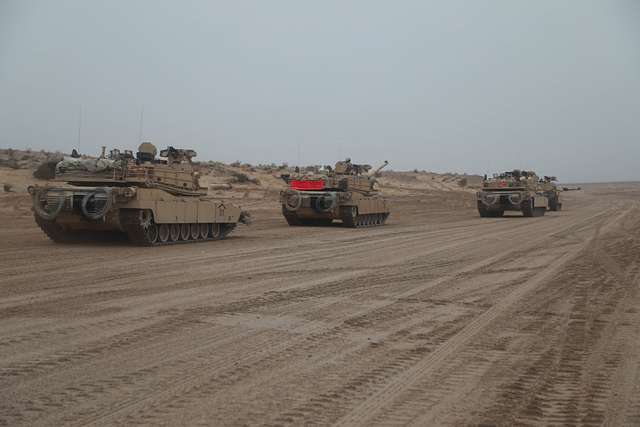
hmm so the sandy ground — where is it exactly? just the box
[1,180,640,426]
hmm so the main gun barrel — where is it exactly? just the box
[369,160,389,177]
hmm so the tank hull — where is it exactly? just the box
[31,185,244,245]
[280,189,390,227]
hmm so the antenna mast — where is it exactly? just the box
[138,105,145,144]
[77,105,82,151]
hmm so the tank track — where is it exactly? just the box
[34,215,126,243]
[548,196,562,211]
[340,207,389,228]
[35,215,78,243]
[521,199,546,217]
[282,213,332,227]
[283,206,389,228]
[121,210,237,246]
[284,217,334,226]
[477,201,504,218]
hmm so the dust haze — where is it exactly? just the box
[1,0,639,182]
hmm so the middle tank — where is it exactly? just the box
[279,159,390,227]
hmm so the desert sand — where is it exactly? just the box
[1,160,639,426]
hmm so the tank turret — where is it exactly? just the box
[53,143,204,195]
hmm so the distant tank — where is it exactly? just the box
[477,170,549,217]
[540,176,562,211]
[279,159,390,227]
[29,143,250,245]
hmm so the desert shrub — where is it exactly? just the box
[1,159,20,169]
[50,151,64,161]
[34,161,58,179]
[230,171,260,185]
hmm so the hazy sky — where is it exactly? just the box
[1,0,639,182]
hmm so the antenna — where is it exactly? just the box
[77,105,82,152]
[297,141,301,166]
[138,105,145,144]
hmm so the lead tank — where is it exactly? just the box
[477,170,549,217]
[30,143,250,245]
[280,159,390,227]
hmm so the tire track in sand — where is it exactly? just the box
[333,215,613,426]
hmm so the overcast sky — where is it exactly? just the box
[1,0,639,182]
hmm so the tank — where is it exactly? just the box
[29,143,250,245]
[279,159,390,227]
[477,170,549,217]
[540,176,562,211]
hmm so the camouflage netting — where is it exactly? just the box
[55,157,119,174]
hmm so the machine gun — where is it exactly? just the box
[160,146,197,165]
[368,160,389,177]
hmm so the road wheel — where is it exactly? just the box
[169,224,180,242]
[199,223,209,240]
[122,209,158,245]
[190,223,199,240]
[211,223,222,239]
[144,223,159,244]
[180,223,190,240]
[158,224,170,243]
